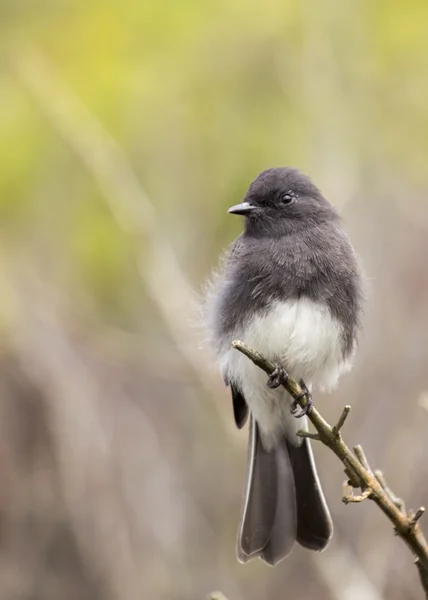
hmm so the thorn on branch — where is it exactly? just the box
[332,405,351,436]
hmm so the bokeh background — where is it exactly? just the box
[1,1,428,599]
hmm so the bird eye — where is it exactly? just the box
[281,190,298,205]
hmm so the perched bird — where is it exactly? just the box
[204,167,364,566]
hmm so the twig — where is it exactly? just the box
[232,339,428,596]
[374,469,406,514]
[354,445,372,472]
[342,481,371,504]
[332,405,351,436]
[411,509,427,531]
[297,430,321,441]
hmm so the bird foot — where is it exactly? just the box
[290,381,313,418]
[267,364,289,389]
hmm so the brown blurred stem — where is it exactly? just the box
[232,339,428,597]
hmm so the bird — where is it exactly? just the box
[204,167,365,566]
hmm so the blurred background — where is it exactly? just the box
[1,1,428,599]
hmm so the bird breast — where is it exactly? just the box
[217,296,354,447]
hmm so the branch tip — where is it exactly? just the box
[410,508,426,530]
[231,340,275,375]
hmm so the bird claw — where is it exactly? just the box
[267,364,289,389]
[290,381,313,418]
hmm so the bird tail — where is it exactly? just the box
[237,415,333,566]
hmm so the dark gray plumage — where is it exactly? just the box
[205,167,365,566]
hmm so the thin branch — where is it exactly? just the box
[354,445,372,472]
[232,339,428,596]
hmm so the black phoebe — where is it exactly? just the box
[204,167,364,566]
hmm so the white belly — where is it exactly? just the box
[217,297,353,448]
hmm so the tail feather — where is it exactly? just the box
[287,438,333,550]
[238,416,297,565]
[237,414,332,566]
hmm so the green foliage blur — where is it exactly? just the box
[2,0,428,325]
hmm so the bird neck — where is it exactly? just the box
[244,217,307,239]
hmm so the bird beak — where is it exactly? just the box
[228,202,257,216]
